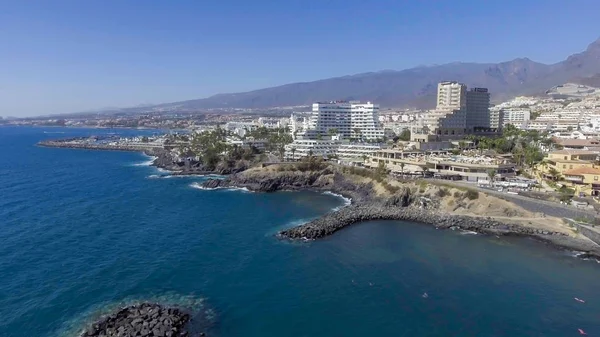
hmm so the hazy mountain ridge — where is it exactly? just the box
[143,37,600,111]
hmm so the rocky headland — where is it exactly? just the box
[201,164,600,258]
[79,302,204,337]
[146,148,250,176]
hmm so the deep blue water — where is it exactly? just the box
[2,126,600,337]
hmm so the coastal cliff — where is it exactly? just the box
[201,164,600,257]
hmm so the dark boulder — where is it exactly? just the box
[80,303,192,337]
[201,179,227,189]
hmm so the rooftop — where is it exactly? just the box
[563,167,600,176]
[549,149,599,156]
[554,138,600,147]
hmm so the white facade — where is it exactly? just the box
[227,138,267,151]
[490,108,503,130]
[437,81,467,109]
[336,143,384,163]
[284,139,340,160]
[303,101,384,140]
[258,117,281,129]
[224,122,258,138]
[502,108,531,127]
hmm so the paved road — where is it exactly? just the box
[427,178,599,220]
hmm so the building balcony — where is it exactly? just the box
[564,175,584,183]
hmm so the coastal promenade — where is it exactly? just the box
[429,178,599,220]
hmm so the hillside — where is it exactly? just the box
[152,37,599,110]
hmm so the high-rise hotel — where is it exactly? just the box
[302,101,384,140]
[412,81,493,142]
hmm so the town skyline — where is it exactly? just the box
[2,0,600,117]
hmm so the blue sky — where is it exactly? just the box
[1,0,599,117]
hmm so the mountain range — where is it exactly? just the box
[155,37,600,111]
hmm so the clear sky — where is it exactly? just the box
[1,0,600,117]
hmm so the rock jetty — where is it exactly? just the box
[278,203,566,239]
[80,303,200,337]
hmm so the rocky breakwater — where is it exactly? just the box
[278,202,567,240]
[80,303,202,337]
[278,193,600,257]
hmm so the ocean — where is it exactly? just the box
[1,126,600,337]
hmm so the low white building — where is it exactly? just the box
[336,143,385,163]
[227,138,268,151]
[284,139,340,160]
[224,122,258,138]
[502,108,531,127]
[258,117,282,129]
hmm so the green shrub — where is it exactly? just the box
[436,188,450,198]
[453,191,462,198]
[464,190,479,200]
[381,181,400,194]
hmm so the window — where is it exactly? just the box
[563,165,566,169]
[595,176,599,181]
[570,165,573,169]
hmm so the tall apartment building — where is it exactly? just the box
[437,81,467,109]
[489,108,503,130]
[302,101,384,140]
[436,81,467,109]
[466,88,491,131]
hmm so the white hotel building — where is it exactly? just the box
[284,140,385,163]
[302,101,384,140]
[501,108,531,128]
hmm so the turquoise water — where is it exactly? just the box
[1,126,600,337]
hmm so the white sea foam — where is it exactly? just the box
[190,182,216,190]
[132,155,157,167]
[147,175,161,179]
[460,230,479,235]
[189,182,251,193]
[267,217,314,238]
[224,186,251,193]
[323,191,352,210]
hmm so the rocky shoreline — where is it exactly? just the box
[37,140,247,176]
[80,303,204,337]
[201,170,600,259]
[146,149,249,176]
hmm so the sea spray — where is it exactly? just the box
[131,155,157,167]
[322,191,352,210]
[189,182,251,192]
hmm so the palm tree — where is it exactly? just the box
[400,162,405,177]
[487,169,497,186]
[290,147,296,161]
[548,167,561,181]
